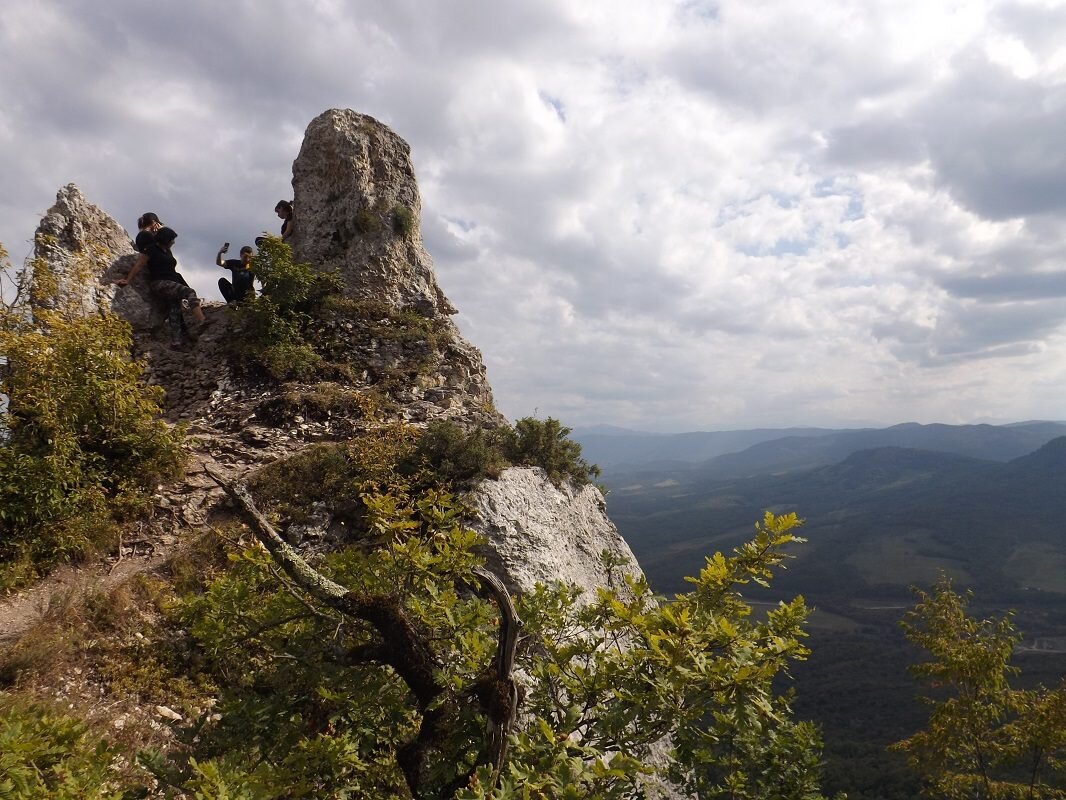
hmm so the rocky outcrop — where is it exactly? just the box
[27,109,648,604]
[291,109,456,317]
[31,184,162,331]
[468,467,642,599]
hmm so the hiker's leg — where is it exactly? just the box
[151,279,204,325]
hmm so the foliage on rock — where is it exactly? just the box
[227,235,339,381]
[0,244,183,588]
[404,417,600,490]
[229,237,453,397]
[392,205,415,237]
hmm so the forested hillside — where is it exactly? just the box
[591,428,1066,798]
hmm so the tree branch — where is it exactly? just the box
[206,465,524,797]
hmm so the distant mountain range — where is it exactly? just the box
[572,425,837,470]
[572,422,1066,800]
[574,421,1066,474]
[574,422,1066,605]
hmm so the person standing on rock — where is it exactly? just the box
[216,243,255,304]
[117,226,205,346]
[275,200,295,242]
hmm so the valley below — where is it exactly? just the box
[578,421,1066,800]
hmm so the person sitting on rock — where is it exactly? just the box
[216,243,255,304]
[134,212,162,252]
[275,200,295,242]
[122,211,162,280]
[117,226,204,346]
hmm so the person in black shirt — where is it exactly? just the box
[216,244,255,304]
[118,211,162,282]
[117,226,204,345]
[275,200,295,242]
[134,212,161,252]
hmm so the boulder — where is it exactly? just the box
[468,467,645,599]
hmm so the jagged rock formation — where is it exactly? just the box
[27,108,648,608]
[292,109,456,316]
[32,184,162,330]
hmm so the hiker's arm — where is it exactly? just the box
[115,253,147,286]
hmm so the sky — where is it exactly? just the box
[1,1,1065,433]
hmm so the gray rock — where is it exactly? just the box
[468,467,644,599]
[31,184,163,332]
[291,109,456,317]
[284,503,333,546]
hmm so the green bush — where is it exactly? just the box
[507,416,600,486]
[155,501,826,799]
[249,418,417,526]
[228,236,338,381]
[252,235,340,309]
[0,245,184,588]
[402,417,600,491]
[392,205,415,237]
[353,207,381,235]
[0,699,119,799]
[401,421,513,489]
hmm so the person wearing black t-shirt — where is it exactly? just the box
[275,200,295,242]
[115,212,162,285]
[216,244,255,304]
[118,226,204,345]
[134,212,161,253]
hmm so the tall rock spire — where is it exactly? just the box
[291,109,457,316]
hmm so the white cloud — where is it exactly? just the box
[2,0,1065,431]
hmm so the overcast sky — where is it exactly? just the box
[2,1,1065,432]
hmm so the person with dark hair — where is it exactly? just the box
[275,200,295,242]
[216,243,255,304]
[117,226,204,346]
[117,212,163,285]
[134,212,161,252]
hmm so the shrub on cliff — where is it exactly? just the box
[158,475,830,799]
[404,417,600,490]
[227,235,339,380]
[0,243,183,588]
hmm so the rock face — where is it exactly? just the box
[32,184,163,331]
[468,467,643,599]
[291,109,456,317]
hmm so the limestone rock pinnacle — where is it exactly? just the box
[32,184,160,331]
[291,109,457,316]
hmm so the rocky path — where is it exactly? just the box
[0,544,174,647]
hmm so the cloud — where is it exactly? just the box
[2,0,1066,430]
